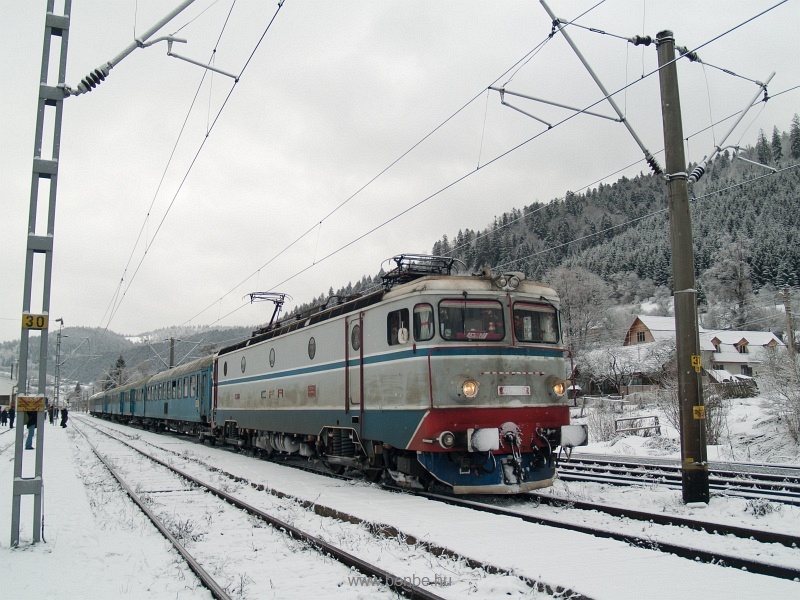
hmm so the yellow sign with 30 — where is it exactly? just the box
[22,314,49,330]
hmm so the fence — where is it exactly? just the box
[614,415,661,436]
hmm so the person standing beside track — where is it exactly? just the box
[25,411,36,449]
[60,406,68,428]
[8,406,15,428]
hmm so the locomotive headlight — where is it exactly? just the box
[493,272,523,290]
[462,379,480,398]
[437,431,456,449]
[547,375,567,398]
[449,376,481,402]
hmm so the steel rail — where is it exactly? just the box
[529,493,799,547]
[559,455,800,505]
[410,490,800,581]
[75,418,446,600]
[72,423,232,600]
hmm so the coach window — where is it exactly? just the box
[387,308,409,345]
[172,380,177,399]
[190,375,196,397]
[413,304,435,341]
[512,302,559,343]
[439,299,504,341]
[184,377,189,397]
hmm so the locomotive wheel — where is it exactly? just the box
[327,463,345,475]
[363,468,383,483]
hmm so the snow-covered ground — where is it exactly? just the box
[572,395,800,465]
[1,396,798,599]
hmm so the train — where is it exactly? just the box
[90,255,587,494]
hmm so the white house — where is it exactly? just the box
[624,315,784,380]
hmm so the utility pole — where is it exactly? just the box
[12,0,212,548]
[656,31,709,504]
[11,0,72,547]
[55,318,64,408]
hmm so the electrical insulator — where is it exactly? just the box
[688,165,705,183]
[629,35,652,46]
[77,67,109,94]
[646,154,663,176]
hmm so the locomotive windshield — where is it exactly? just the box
[512,302,559,343]
[439,299,505,341]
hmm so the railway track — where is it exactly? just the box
[81,416,800,586]
[558,453,800,506]
[73,416,585,599]
[419,491,800,581]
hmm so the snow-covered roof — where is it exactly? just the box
[631,315,783,350]
[636,315,679,332]
[583,340,675,375]
[709,351,760,365]
[707,369,756,383]
[707,369,736,383]
[702,330,783,347]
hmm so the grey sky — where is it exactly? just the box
[1,0,798,343]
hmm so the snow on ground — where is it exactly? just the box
[1,396,799,600]
[571,395,800,465]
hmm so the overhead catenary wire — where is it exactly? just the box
[100,1,286,334]
[93,0,797,341]
[180,28,568,327]
[186,38,800,333]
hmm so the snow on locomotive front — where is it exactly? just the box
[380,258,587,493]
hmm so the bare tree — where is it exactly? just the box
[759,346,800,442]
[545,266,611,355]
[583,347,638,395]
[700,238,755,329]
[656,366,730,445]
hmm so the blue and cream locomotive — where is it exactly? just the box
[91,255,586,493]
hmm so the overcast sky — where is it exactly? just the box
[1,0,798,344]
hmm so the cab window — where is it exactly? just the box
[513,302,559,343]
[413,303,435,341]
[387,308,410,345]
[439,299,504,341]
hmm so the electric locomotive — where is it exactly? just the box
[212,255,587,493]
